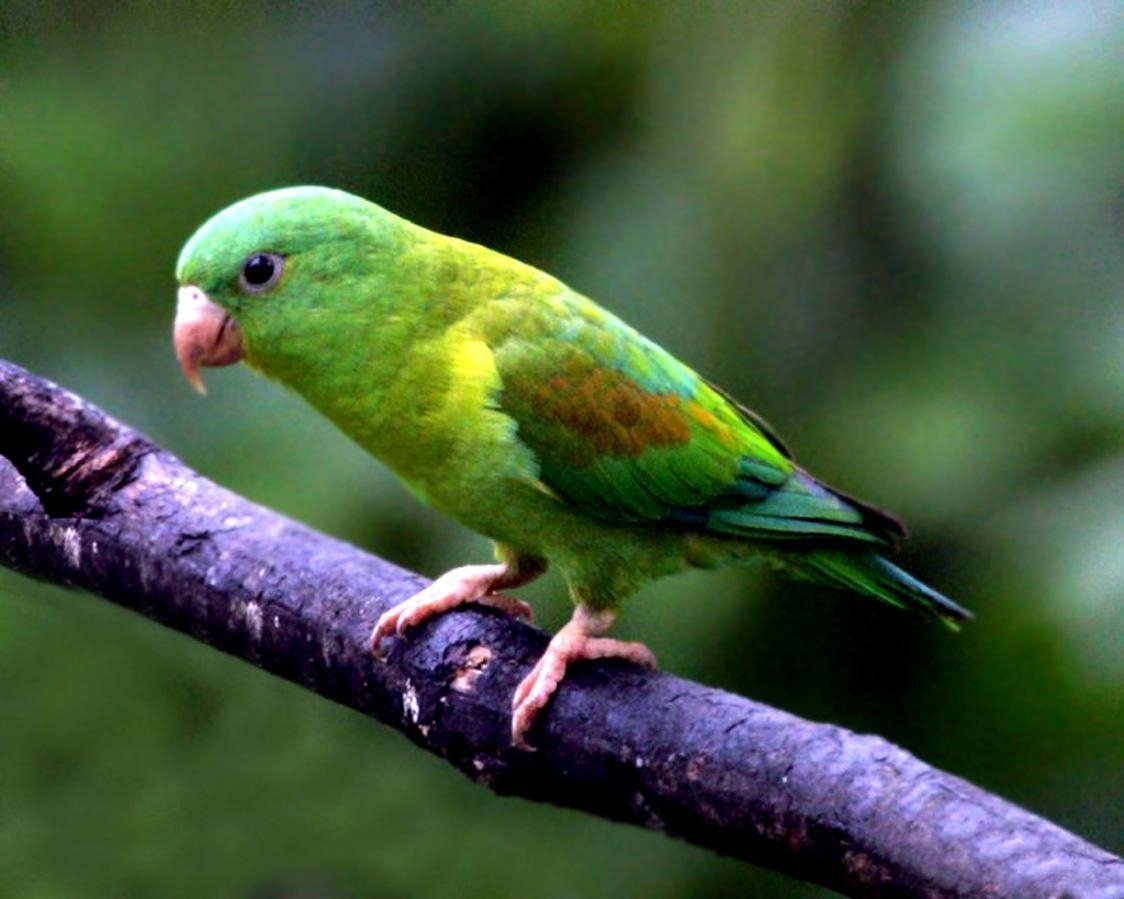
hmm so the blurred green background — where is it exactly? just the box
[1,2,1121,897]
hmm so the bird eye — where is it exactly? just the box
[239,253,284,293]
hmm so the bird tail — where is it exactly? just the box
[797,550,972,630]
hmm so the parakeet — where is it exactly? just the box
[173,186,970,748]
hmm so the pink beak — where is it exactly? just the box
[173,286,244,394]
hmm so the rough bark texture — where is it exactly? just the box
[1,358,1121,899]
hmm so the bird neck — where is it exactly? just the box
[242,231,522,487]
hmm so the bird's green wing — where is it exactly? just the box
[490,293,903,546]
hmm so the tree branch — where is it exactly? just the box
[0,358,1120,899]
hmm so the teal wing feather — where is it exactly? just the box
[489,292,903,546]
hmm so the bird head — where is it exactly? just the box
[173,185,399,393]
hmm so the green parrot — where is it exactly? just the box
[173,186,970,748]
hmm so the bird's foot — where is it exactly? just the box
[511,605,657,750]
[370,562,535,659]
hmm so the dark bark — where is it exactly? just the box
[0,357,1120,899]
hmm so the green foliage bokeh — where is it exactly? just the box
[1,3,1121,897]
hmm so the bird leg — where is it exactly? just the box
[511,604,657,750]
[370,558,543,658]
